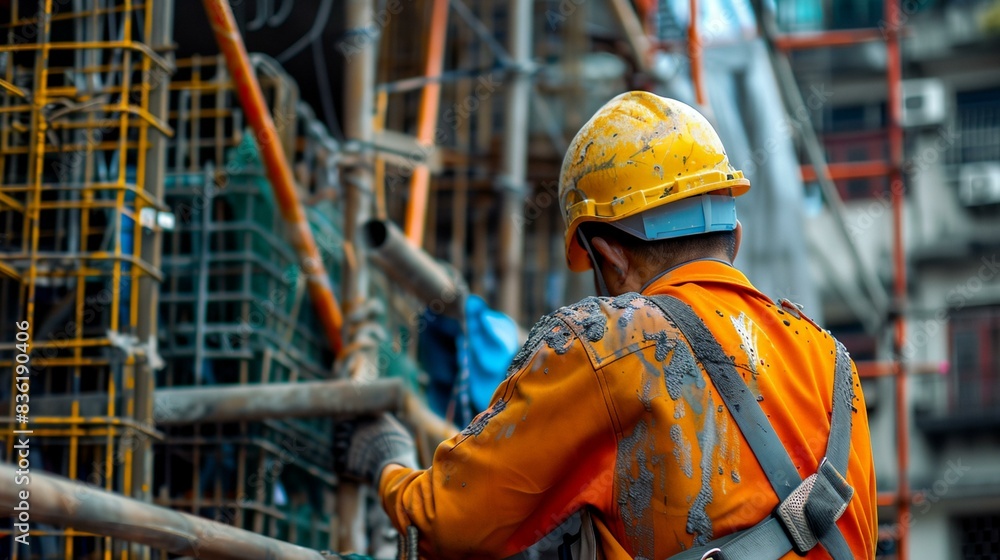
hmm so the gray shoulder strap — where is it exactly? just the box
[826,341,855,472]
[649,295,856,560]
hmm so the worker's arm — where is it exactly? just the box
[379,319,618,559]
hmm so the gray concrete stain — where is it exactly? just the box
[616,420,656,560]
[674,398,686,419]
[568,297,608,342]
[507,315,569,375]
[670,424,694,478]
[461,399,507,436]
[643,329,677,362]
[665,342,700,402]
[610,292,642,327]
[687,394,717,546]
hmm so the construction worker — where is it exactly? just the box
[339,91,877,559]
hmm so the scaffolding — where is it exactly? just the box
[0,0,173,557]
[761,1,911,558]
[154,54,341,551]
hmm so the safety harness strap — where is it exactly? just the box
[826,341,855,472]
[810,341,856,559]
[665,516,792,560]
[648,295,855,560]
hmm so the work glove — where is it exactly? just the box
[334,413,418,486]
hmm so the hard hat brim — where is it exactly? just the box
[564,178,750,272]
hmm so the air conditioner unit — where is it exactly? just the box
[902,79,947,127]
[958,163,1000,206]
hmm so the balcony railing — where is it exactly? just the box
[914,369,1000,434]
[947,91,1000,166]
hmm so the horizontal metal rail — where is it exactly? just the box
[0,463,333,560]
[365,219,467,320]
[154,377,405,424]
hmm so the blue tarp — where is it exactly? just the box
[418,295,519,426]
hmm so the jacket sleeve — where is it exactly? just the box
[379,317,618,559]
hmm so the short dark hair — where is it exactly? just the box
[580,222,737,267]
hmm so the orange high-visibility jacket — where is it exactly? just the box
[380,260,877,559]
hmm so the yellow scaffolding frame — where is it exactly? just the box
[0,1,172,558]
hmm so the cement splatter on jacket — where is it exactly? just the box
[379,260,877,559]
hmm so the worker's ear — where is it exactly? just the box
[590,236,629,285]
[732,221,743,261]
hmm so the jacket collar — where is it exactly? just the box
[640,259,757,296]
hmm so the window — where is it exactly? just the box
[949,87,1000,165]
[949,305,1000,415]
[820,129,890,201]
[829,322,877,361]
[957,513,1000,560]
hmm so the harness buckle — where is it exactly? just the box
[773,457,855,556]
[773,472,820,556]
[699,547,723,560]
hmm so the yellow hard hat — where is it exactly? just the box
[558,91,750,272]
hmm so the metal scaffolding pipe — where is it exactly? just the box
[2,379,454,440]
[365,219,467,320]
[202,0,344,354]
[496,0,533,323]
[754,2,890,322]
[606,0,653,73]
[154,378,405,425]
[340,0,384,543]
[885,0,909,557]
[688,0,707,106]
[341,0,378,314]
[0,463,328,560]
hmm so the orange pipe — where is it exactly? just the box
[773,28,884,50]
[877,491,897,507]
[404,0,449,246]
[800,161,895,182]
[855,361,944,378]
[202,0,343,353]
[688,0,706,107]
[374,90,389,219]
[885,0,908,556]
[885,4,910,560]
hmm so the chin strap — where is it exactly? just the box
[577,230,611,297]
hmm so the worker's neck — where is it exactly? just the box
[621,251,732,295]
